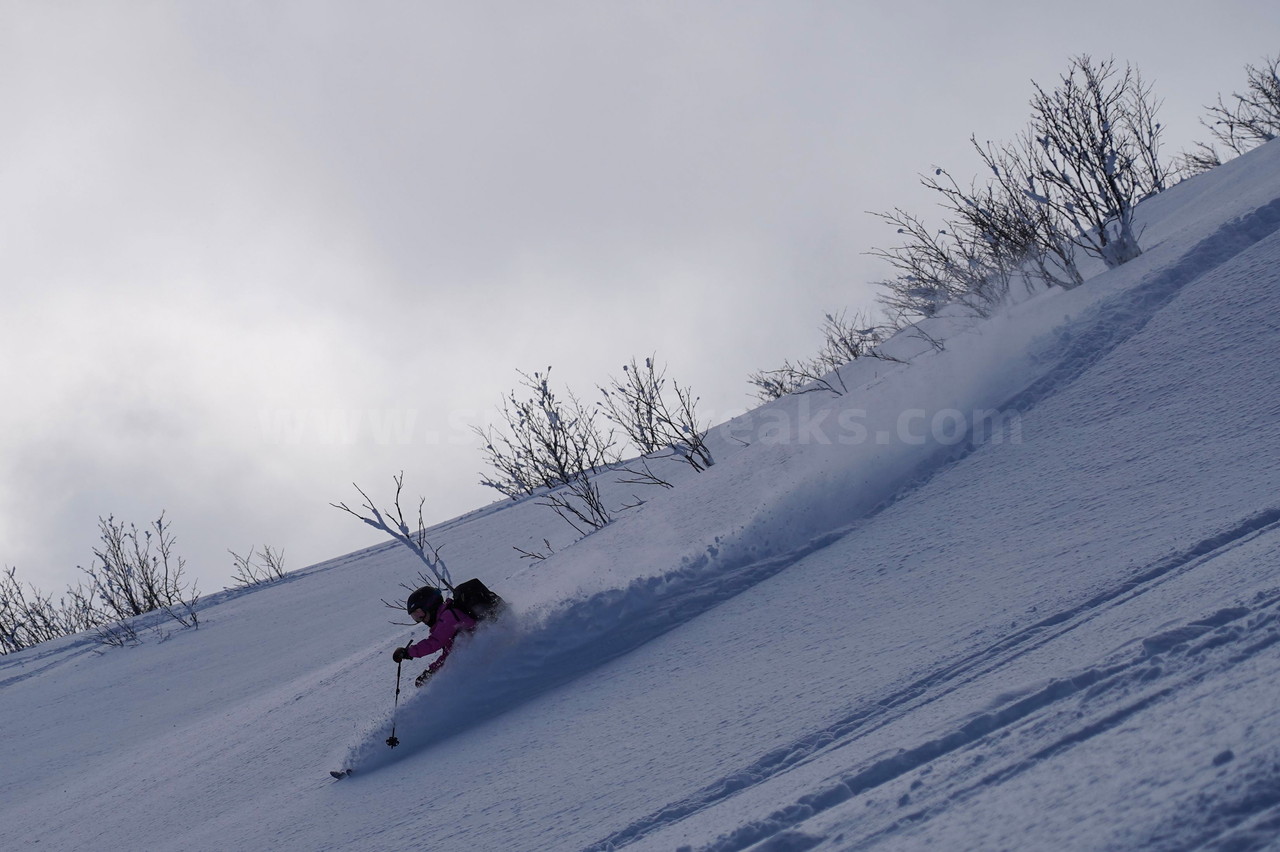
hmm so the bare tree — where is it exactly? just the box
[925,149,1084,291]
[474,368,617,498]
[599,356,714,473]
[545,477,612,536]
[1205,55,1280,155]
[1182,55,1280,176]
[1,567,29,653]
[513,538,556,563]
[751,311,898,400]
[872,155,1074,323]
[228,545,288,588]
[4,515,209,653]
[872,56,1163,327]
[1024,55,1166,268]
[80,513,199,633]
[332,472,453,589]
[869,208,1005,321]
[1,567,99,654]
[95,614,141,647]
[1177,141,1224,178]
[474,368,618,537]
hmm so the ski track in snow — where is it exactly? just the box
[582,510,1280,852]
[572,197,1280,852]
[865,193,1280,531]
[730,603,1280,851]
[843,589,1280,852]
[1001,196,1280,421]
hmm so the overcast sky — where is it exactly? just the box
[3,0,1276,593]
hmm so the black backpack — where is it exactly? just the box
[450,578,508,624]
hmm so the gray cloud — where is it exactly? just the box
[3,0,1277,591]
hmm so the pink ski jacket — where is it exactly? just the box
[405,600,477,673]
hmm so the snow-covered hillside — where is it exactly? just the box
[4,140,1280,852]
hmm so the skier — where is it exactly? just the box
[392,585,477,686]
[333,582,499,777]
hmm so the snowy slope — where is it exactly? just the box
[3,140,1280,852]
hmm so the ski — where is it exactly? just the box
[330,769,353,780]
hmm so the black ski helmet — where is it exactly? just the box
[406,586,443,615]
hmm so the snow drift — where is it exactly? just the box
[3,141,1280,851]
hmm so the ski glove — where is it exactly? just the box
[392,646,413,663]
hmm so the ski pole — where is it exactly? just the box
[386,655,404,748]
